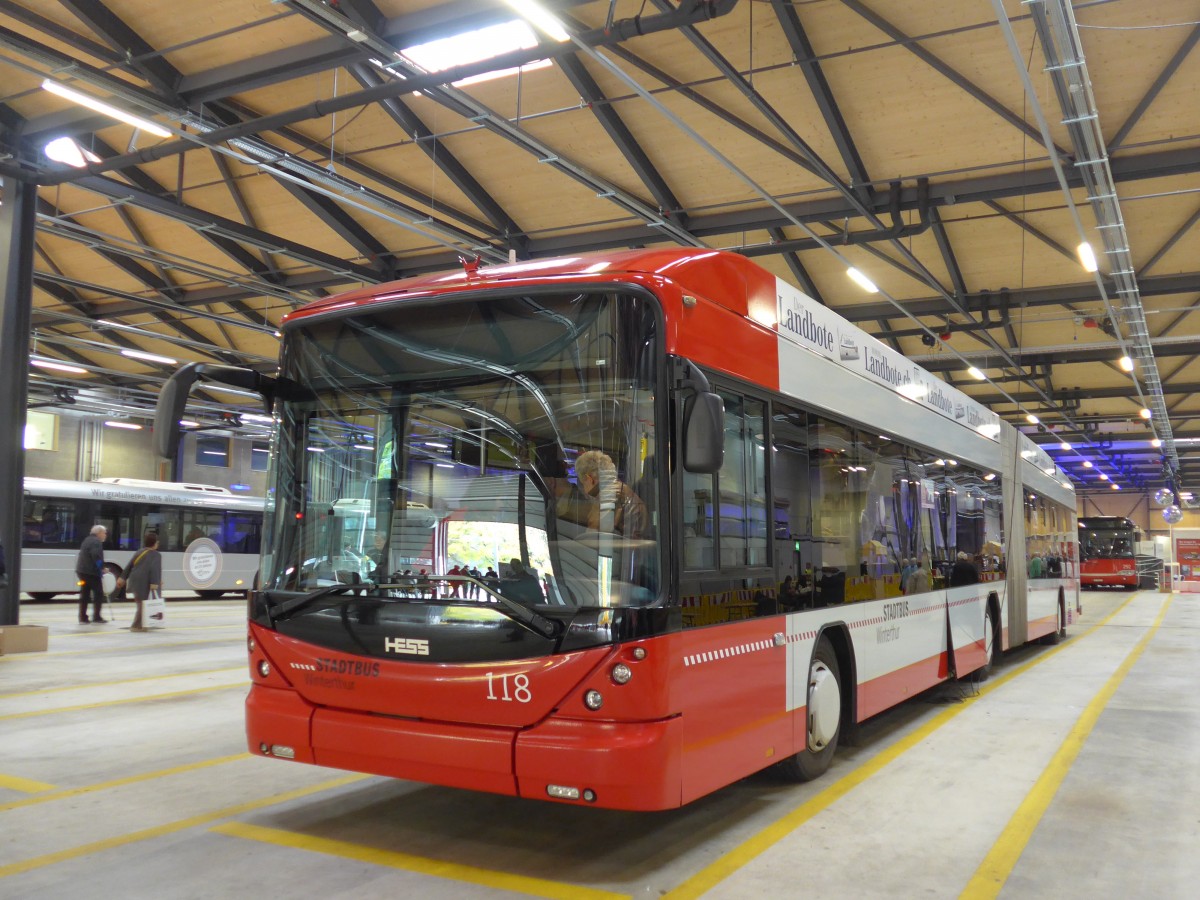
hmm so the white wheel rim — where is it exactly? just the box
[985,611,995,661]
[808,660,840,751]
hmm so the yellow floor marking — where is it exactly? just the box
[0,773,57,794]
[6,636,250,658]
[0,681,243,721]
[0,753,250,812]
[0,666,245,699]
[663,593,1142,899]
[212,821,628,900]
[960,594,1173,899]
[0,773,369,878]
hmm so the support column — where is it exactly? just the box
[0,174,37,624]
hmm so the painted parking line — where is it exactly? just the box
[212,821,628,900]
[0,773,56,794]
[960,593,1173,899]
[662,593,1143,899]
[0,773,369,879]
[0,666,245,699]
[0,753,250,811]
[0,681,244,722]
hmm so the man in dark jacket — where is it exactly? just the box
[75,524,109,624]
[949,551,981,587]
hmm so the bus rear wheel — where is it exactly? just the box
[196,590,224,600]
[779,636,841,782]
[28,592,57,603]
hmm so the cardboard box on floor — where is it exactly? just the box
[0,625,49,655]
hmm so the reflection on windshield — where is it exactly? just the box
[262,290,661,610]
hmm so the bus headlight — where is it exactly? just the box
[611,663,632,684]
[584,689,603,710]
[257,660,270,678]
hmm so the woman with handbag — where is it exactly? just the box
[118,532,162,632]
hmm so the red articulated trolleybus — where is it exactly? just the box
[155,249,1078,811]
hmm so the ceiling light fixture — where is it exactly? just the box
[1026,413,1039,425]
[41,79,172,138]
[104,420,143,430]
[967,366,986,380]
[1140,408,1152,419]
[44,136,101,168]
[1118,355,1134,372]
[1060,441,1070,451]
[121,349,178,365]
[503,0,571,41]
[846,267,879,293]
[1077,241,1099,272]
[31,358,88,374]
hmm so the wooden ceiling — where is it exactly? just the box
[2,0,1198,499]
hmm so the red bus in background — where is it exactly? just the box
[1078,516,1139,589]
[157,249,1077,810]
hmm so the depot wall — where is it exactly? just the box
[22,413,267,494]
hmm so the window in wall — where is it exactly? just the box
[251,440,271,472]
[196,436,230,468]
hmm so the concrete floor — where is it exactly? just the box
[1,590,1196,899]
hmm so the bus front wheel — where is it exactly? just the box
[780,636,841,782]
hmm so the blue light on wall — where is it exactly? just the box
[230,483,252,492]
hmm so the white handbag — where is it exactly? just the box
[143,590,167,628]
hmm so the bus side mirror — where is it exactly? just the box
[154,363,275,461]
[683,391,724,473]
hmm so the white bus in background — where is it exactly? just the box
[20,477,264,601]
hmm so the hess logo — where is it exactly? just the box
[385,637,429,656]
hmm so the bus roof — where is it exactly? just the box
[283,249,759,324]
[24,477,265,511]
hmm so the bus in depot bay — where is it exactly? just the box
[1077,515,1139,590]
[154,248,1079,811]
[20,477,264,601]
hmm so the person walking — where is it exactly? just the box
[118,532,163,632]
[75,524,109,624]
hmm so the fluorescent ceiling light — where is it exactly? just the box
[503,0,570,41]
[1077,242,1099,272]
[179,419,199,427]
[44,136,101,168]
[967,366,986,380]
[1026,413,1039,425]
[41,79,172,138]
[31,357,87,374]
[105,420,142,430]
[846,267,878,293]
[121,349,177,365]
[352,444,374,451]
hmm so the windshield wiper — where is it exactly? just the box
[266,582,369,625]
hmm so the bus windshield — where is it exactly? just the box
[262,288,661,611]
[1079,523,1134,559]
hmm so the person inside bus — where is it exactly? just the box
[572,450,648,539]
[118,531,162,632]
[778,575,802,611]
[74,524,109,624]
[949,551,980,586]
[365,531,388,581]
